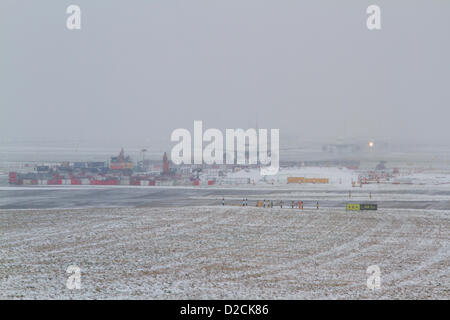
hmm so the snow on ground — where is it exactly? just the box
[219,166,450,190]
[224,166,358,186]
[393,171,450,185]
[0,206,448,299]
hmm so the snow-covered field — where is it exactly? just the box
[223,166,359,186]
[1,206,448,299]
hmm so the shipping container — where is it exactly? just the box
[130,179,140,185]
[9,172,17,184]
[119,179,130,185]
[71,179,82,185]
[104,179,118,185]
[287,177,329,184]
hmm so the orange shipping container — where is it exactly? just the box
[287,177,305,184]
[287,177,328,184]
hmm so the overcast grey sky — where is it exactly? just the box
[1,1,449,147]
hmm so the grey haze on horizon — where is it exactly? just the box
[1,0,449,148]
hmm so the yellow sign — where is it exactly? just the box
[346,203,361,211]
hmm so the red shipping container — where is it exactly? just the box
[149,180,155,186]
[9,172,17,184]
[71,179,81,185]
[207,180,215,185]
[193,180,200,186]
[31,179,38,185]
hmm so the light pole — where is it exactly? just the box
[141,148,147,171]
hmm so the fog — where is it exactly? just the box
[1,0,449,148]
